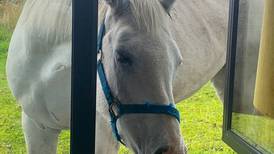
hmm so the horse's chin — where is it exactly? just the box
[174,143,188,154]
[166,139,187,154]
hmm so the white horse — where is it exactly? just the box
[6,0,252,153]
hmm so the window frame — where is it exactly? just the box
[69,0,269,153]
[70,0,98,153]
[223,0,267,153]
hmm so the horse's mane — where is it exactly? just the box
[99,0,169,34]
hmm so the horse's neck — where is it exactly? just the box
[171,0,229,101]
[18,0,72,45]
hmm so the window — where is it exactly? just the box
[223,0,274,153]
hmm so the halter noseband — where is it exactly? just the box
[97,20,180,144]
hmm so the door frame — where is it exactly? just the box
[70,0,98,153]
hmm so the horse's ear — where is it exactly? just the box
[159,0,175,12]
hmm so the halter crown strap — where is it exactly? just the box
[97,21,181,145]
[97,22,105,52]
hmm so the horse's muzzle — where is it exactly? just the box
[153,144,187,154]
[154,145,170,154]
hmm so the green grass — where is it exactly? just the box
[176,86,235,154]
[232,113,274,153]
[0,26,234,153]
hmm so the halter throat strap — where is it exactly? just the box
[97,21,180,144]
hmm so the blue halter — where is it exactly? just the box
[97,21,180,144]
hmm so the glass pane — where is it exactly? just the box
[231,0,274,153]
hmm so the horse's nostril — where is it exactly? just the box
[154,145,170,154]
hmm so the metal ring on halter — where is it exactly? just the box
[109,97,121,119]
[97,49,103,61]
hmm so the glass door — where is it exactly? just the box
[223,0,274,153]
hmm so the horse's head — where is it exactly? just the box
[100,0,186,153]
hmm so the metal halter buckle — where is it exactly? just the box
[109,97,121,119]
[97,50,103,61]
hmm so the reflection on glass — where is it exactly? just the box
[231,0,274,153]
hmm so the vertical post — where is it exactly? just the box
[253,0,274,118]
[71,0,98,153]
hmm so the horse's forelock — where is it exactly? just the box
[100,0,169,35]
[129,0,169,34]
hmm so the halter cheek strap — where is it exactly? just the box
[97,21,181,144]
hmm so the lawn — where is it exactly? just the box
[232,113,274,153]
[0,26,235,153]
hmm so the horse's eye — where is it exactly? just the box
[116,50,133,66]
